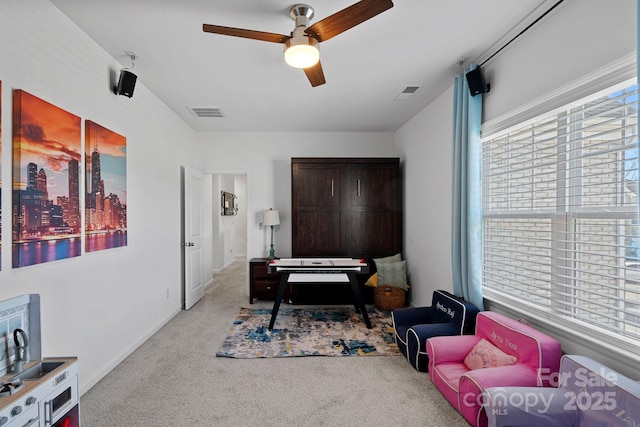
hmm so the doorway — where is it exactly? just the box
[209,173,248,272]
[182,170,248,309]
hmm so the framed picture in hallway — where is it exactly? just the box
[85,120,127,252]
[12,89,82,268]
[221,191,237,216]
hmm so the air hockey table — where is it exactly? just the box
[266,258,371,330]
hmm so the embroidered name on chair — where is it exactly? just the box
[435,301,456,318]
[490,330,519,351]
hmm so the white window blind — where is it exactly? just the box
[482,80,640,349]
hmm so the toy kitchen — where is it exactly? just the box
[0,294,79,426]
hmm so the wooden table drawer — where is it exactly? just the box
[249,258,283,303]
[252,279,278,296]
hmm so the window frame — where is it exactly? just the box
[480,53,640,356]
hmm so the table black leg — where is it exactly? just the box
[268,272,289,330]
[348,273,372,329]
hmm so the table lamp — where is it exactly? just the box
[263,209,280,259]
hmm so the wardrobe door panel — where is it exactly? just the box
[294,166,341,208]
[294,211,342,256]
[292,162,342,256]
[347,165,398,210]
[344,211,398,257]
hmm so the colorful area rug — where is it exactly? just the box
[216,307,401,358]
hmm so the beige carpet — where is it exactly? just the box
[80,257,469,426]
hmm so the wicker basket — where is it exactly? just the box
[373,285,406,311]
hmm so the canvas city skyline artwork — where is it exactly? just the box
[85,120,127,252]
[12,89,81,268]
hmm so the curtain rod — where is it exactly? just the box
[480,0,565,67]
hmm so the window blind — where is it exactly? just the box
[482,81,640,348]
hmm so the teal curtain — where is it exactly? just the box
[451,65,484,310]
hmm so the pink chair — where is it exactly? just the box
[426,311,562,427]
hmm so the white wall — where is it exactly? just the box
[195,132,397,261]
[482,0,636,124]
[395,87,454,306]
[210,174,223,269]
[201,174,214,284]
[0,1,200,392]
[233,174,248,257]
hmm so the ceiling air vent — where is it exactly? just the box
[187,106,224,118]
[394,86,421,101]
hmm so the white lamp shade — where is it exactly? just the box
[263,209,280,226]
[284,37,319,69]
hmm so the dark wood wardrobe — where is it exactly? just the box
[290,157,401,303]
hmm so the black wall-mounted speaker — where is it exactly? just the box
[465,66,490,97]
[113,69,137,98]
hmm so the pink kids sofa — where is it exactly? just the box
[426,311,562,427]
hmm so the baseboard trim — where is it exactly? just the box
[203,277,214,289]
[212,259,235,273]
[79,307,181,395]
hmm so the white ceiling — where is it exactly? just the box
[50,0,550,133]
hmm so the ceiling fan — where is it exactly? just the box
[202,0,394,87]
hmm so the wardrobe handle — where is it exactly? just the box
[357,179,361,197]
[331,179,334,197]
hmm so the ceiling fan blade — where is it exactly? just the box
[303,61,326,87]
[305,0,393,42]
[203,24,290,44]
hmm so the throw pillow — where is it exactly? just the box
[376,260,407,290]
[463,338,517,370]
[365,272,379,287]
[373,253,402,264]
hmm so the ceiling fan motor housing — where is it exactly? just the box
[290,4,314,28]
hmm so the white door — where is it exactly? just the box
[184,166,204,309]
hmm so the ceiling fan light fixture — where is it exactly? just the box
[202,0,395,86]
[284,36,319,69]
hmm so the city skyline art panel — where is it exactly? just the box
[12,89,82,268]
[85,120,127,252]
